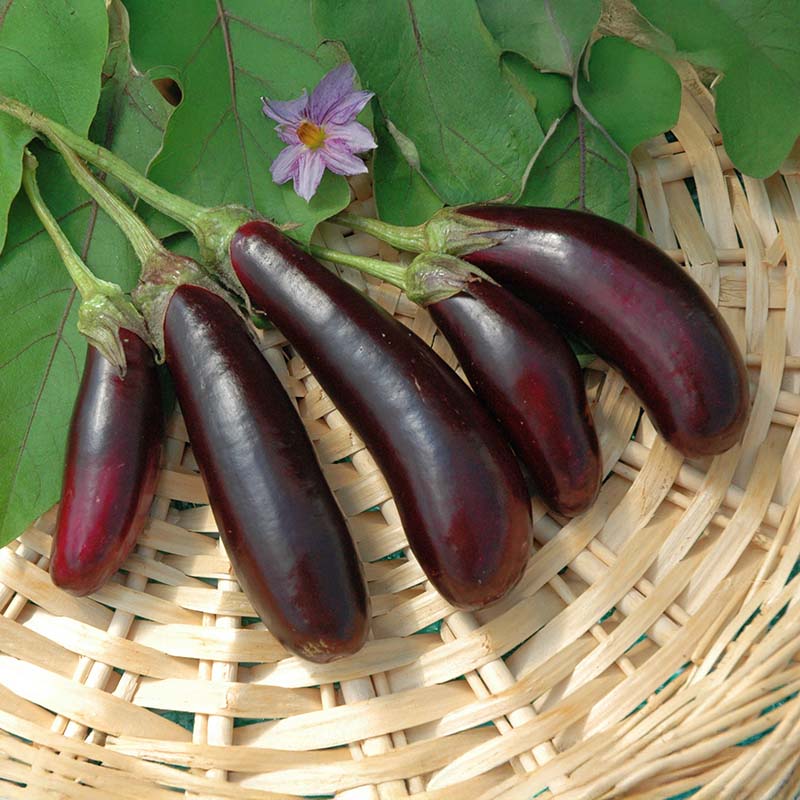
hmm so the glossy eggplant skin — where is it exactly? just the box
[428,280,601,517]
[229,221,532,611]
[163,284,368,662]
[51,331,162,596]
[458,205,749,458]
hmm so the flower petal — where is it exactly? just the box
[325,120,377,153]
[321,141,369,176]
[293,149,326,202]
[276,124,301,146]
[262,92,308,126]
[270,143,305,185]
[322,89,373,125]
[308,63,358,123]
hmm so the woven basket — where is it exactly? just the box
[3,72,800,800]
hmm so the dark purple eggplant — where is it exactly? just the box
[448,205,749,458]
[421,270,601,517]
[163,283,368,662]
[51,331,163,595]
[229,221,532,611]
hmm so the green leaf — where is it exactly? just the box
[518,106,634,225]
[126,0,352,245]
[372,103,443,227]
[0,0,108,253]
[632,0,800,177]
[91,0,173,211]
[0,6,171,548]
[578,37,680,154]
[502,53,572,132]
[314,0,544,207]
[477,0,601,74]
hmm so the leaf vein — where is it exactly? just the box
[216,0,255,208]
[183,15,220,72]
[0,0,15,29]
[403,0,460,192]
[225,13,322,64]
[1,202,92,259]
[0,332,56,372]
[9,288,72,319]
[577,112,587,211]
[122,85,166,132]
[584,147,624,173]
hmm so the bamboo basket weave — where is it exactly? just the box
[3,73,800,800]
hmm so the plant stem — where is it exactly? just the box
[21,149,150,371]
[0,95,206,234]
[20,151,117,301]
[308,244,409,290]
[48,133,164,267]
[332,212,426,253]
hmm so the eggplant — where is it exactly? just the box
[51,331,163,595]
[229,221,532,611]
[451,205,749,457]
[163,283,369,662]
[424,272,601,516]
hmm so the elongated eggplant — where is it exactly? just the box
[51,331,162,595]
[163,283,368,662]
[229,221,532,611]
[446,205,749,457]
[421,267,601,517]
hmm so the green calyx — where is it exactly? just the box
[77,293,149,374]
[132,255,233,363]
[194,204,255,267]
[422,207,512,256]
[333,207,511,257]
[405,253,495,306]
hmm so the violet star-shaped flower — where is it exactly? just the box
[262,63,377,202]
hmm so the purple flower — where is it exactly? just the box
[262,64,377,202]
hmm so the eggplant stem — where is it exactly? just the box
[0,95,206,235]
[331,212,426,253]
[21,150,119,302]
[48,133,165,268]
[307,244,409,290]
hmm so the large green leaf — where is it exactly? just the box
[0,5,171,547]
[0,0,108,252]
[632,0,800,177]
[502,53,573,132]
[126,0,352,244]
[314,0,544,209]
[579,37,681,154]
[477,0,601,74]
[371,103,443,227]
[518,106,634,226]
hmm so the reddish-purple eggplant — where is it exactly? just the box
[51,331,163,595]
[415,261,601,517]
[163,283,368,662]
[446,205,749,458]
[229,221,532,611]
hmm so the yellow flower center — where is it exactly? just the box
[297,120,326,149]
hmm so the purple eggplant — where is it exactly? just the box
[450,205,749,457]
[229,221,532,611]
[51,331,163,595]
[421,268,601,516]
[163,283,369,662]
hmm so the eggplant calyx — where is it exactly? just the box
[133,256,245,362]
[77,294,150,375]
[424,207,514,257]
[406,253,495,307]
